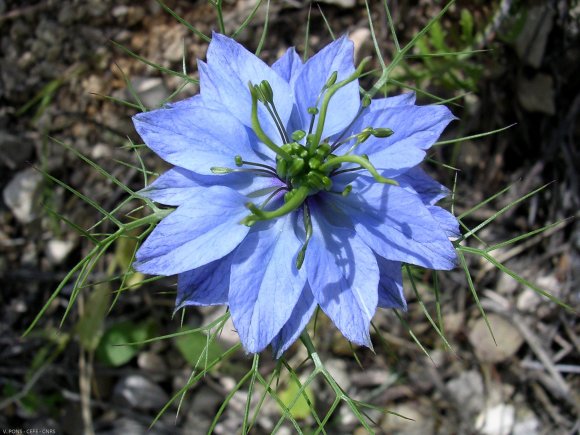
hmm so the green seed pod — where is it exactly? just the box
[276,158,288,179]
[234,155,243,167]
[308,157,322,170]
[288,158,305,177]
[307,107,319,115]
[292,130,306,141]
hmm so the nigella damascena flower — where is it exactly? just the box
[132,33,459,358]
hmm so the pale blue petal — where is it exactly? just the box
[133,105,259,175]
[272,47,303,85]
[428,206,460,239]
[175,254,233,310]
[370,92,416,109]
[376,257,406,310]
[327,178,457,270]
[134,186,250,275]
[139,167,283,206]
[138,167,204,206]
[229,213,307,353]
[395,166,449,205]
[270,284,316,359]
[294,36,360,138]
[305,203,378,347]
[345,105,455,165]
[200,33,294,146]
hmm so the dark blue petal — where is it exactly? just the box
[305,203,378,347]
[134,186,250,275]
[294,36,360,138]
[175,254,233,310]
[376,257,406,310]
[229,214,307,353]
[270,284,316,359]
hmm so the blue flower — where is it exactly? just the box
[132,33,459,358]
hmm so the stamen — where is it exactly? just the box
[256,80,290,144]
[248,82,292,161]
[307,107,318,136]
[260,186,288,209]
[211,167,278,177]
[236,157,277,173]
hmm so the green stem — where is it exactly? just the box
[299,331,323,369]
[319,155,398,185]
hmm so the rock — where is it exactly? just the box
[514,5,554,68]
[45,239,75,265]
[318,0,356,8]
[2,168,43,224]
[446,370,484,416]
[130,77,169,109]
[381,402,435,435]
[0,132,33,169]
[475,404,515,435]
[112,375,169,411]
[137,351,168,382]
[349,28,372,63]
[468,314,524,363]
[517,73,556,115]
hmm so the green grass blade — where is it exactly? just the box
[156,0,211,42]
[457,249,496,344]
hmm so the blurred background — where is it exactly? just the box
[0,0,578,433]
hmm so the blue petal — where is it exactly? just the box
[133,104,259,175]
[139,167,283,206]
[376,257,406,310]
[293,36,360,138]
[327,178,457,270]
[395,166,449,205]
[370,92,416,109]
[175,254,233,310]
[305,203,378,347]
[229,214,307,353]
[200,33,294,146]
[270,284,316,359]
[272,47,303,85]
[345,105,455,166]
[428,206,460,239]
[134,186,250,275]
